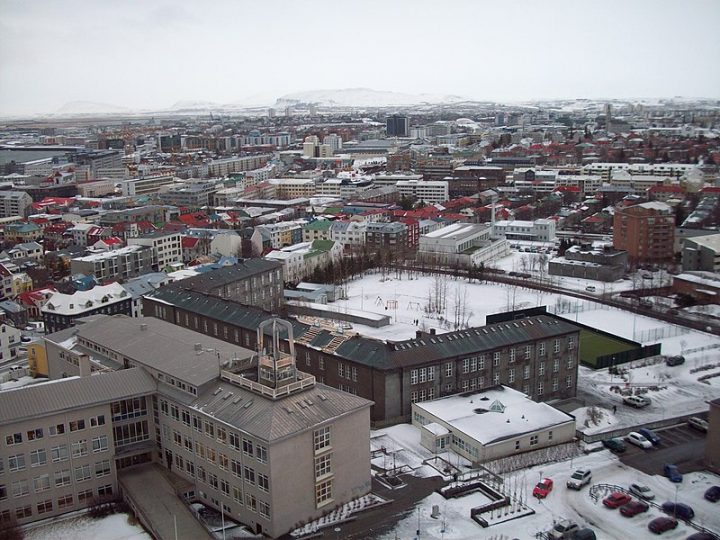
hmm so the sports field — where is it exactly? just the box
[579,328,637,367]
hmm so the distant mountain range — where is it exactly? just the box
[273,88,468,107]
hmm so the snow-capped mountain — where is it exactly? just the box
[275,88,467,108]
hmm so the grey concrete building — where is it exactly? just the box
[549,244,628,282]
[682,233,720,272]
[0,190,32,218]
[70,245,156,282]
[22,315,372,538]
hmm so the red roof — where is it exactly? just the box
[182,237,200,248]
[555,186,581,193]
[103,237,123,245]
[649,185,684,193]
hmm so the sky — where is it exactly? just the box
[0,0,719,116]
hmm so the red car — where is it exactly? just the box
[620,500,649,517]
[533,478,554,498]
[648,517,678,534]
[603,491,632,509]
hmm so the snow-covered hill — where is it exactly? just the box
[275,88,467,108]
[55,101,130,115]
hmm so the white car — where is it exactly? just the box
[629,482,655,500]
[626,431,653,449]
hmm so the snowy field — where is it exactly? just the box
[24,513,150,540]
[374,424,720,540]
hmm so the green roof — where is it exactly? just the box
[304,220,332,231]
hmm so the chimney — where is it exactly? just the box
[430,328,436,335]
[140,324,148,331]
[194,343,202,352]
[415,330,423,339]
[78,354,91,377]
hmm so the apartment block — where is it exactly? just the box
[613,201,675,264]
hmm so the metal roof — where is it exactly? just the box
[190,380,371,442]
[0,368,156,425]
[171,259,282,294]
[70,315,256,387]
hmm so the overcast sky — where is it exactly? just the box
[1,0,719,115]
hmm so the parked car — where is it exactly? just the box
[620,500,649,517]
[648,517,678,534]
[704,485,720,502]
[661,501,695,520]
[688,417,709,432]
[629,483,655,500]
[602,438,626,453]
[686,532,719,540]
[626,431,653,449]
[548,519,580,540]
[664,464,683,483]
[533,477,554,498]
[637,428,661,446]
[585,286,596,292]
[666,355,685,366]
[567,469,592,490]
[623,395,651,408]
[571,529,597,540]
[603,492,632,508]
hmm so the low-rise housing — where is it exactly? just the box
[418,223,510,268]
[492,219,556,242]
[549,244,628,282]
[41,283,133,333]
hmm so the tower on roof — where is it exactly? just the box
[256,317,298,389]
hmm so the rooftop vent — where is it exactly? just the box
[140,323,148,331]
[194,343,202,351]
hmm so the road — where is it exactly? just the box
[619,424,708,477]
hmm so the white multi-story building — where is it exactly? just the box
[395,180,449,204]
[206,155,271,177]
[265,240,343,284]
[268,178,316,199]
[0,323,21,363]
[582,162,697,181]
[128,231,182,270]
[330,221,367,247]
[0,191,32,218]
[492,219,556,242]
[418,223,510,268]
[323,134,342,152]
[121,175,176,196]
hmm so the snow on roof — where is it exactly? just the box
[637,201,671,212]
[675,271,720,289]
[73,245,144,262]
[414,386,574,446]
[42,283,129,315]
[686,233,720,251]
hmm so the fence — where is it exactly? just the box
[593,344,662,370]
[633,325,690,343]
[0,366,29,383]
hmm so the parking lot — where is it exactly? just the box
[619,423,708,477]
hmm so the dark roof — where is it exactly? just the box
[171,259,282,293]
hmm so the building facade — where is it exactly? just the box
[613,202,675,265]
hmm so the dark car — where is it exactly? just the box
[648,517,678,534]
[571,529,597,540]
[664,463,683,483]
[661,501,695,520]
[705,485,720,502]
[637,427,661,446]
[603,491,632,508]
[603,438,626,453]
[620,500,649,517]
[686,533,719,540]
[666,355,685,366]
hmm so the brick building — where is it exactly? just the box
[613,201,675,265]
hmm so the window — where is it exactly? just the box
[568,336,575,350]
[508,368,515,383]
[209,473,218,489]
[33,474,50,493]
[95,460,111,478]
[427,366,435,381]
[78,489,93,503]
[220,478,230,496]
[539,342,545,356]
[182,410,191,426]
[92,436,108,453]
[493,352,500,366]
[27,428,43,441]
[539,361,545,375]
[530,435,539,446]
[315,454,331,479]
[244,466,255,486]
[445,363,453,377]
[69,419,85,432]
[259,500,270,518]
[217,427,227,444]
[316,479,333,506]
[242,439,254,457]
[553,339,560,353]
[515,441,520,450]
[314,426,331,453]
[548,431,553,441]
[30,449,47,467]
[256,445,267,463]
[566,375,573,388]
[493,373,499,385]
[5,433,22,446]
[71,440,88,458]
[98,485,113,498]
[553,359,559,373]
[567,357,574,369]
[55,469,71,487]
[478,355,486,369]
[338,363,344,378]
[229,432,240,451]
[419,368,426,383]
[232,486,243,504]
[538,381,544,396]
[204,422,214,438]
[12,479,29,497]
[523,365,530,380]
[463,358,470,373]
[74,465,91,482]
[9,454,25,472]
[509,349,515,363]
[58,494,73,509]
[319,358,325,371]
[470,357,477,372]
[49,424,65,436]
[36,500,53,515]
[90,415,105,427]
[0,485,6,501]
[552,377,559,391]
[245,493,257,512]
[258,473,269,492]
[15,505,32,519]
[351,366,357,382]
[410,369,418,385]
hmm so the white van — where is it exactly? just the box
[585,286,596,292]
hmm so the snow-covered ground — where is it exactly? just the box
[24,513,150,540]
[373,423,720,540]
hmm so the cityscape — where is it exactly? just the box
[0,2,719,540]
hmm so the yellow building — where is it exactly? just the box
[27,340,48,377]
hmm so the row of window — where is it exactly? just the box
[4,416,105,448]
[2,462,111,500]
[4,437,109,474]
[0,485,113,522]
